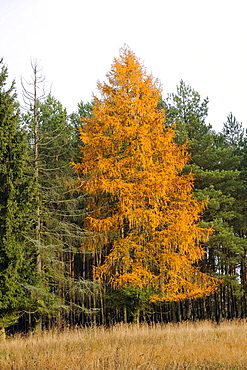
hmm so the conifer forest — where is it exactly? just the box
[1,47,247,335]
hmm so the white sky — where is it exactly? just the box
[1,0,247,132]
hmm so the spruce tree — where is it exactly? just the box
[22,82,97,326]
[32,95,85,320]
[0,59,38,333]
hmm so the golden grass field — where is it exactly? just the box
[1,320,247,369]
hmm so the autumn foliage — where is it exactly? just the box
[73,47,219,301]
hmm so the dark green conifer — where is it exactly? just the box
[0,59,38,332]
[165,81,246,320]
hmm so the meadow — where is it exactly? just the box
[0,320,247,369]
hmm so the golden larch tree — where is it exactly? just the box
[73,47,219,302]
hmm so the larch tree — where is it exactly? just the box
[73,47,219,303]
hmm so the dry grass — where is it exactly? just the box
[0,320,247,369]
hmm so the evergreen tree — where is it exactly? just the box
[165,81,245,320]
[33,94,87,321]
[0,59,39,333]
[69,101,94,163]
[22,83,98,327]
[222,112,245,148]
[219,116,247,317]
[21,63,75,328]
[165,80,210,153]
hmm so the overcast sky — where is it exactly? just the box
[1,0,247,132]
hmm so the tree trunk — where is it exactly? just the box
[133,308,140,324]
[0,327,6,341]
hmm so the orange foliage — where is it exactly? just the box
[73,47,219,301]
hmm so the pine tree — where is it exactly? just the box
[165,82,245,320]
[73,47,219,305]
[165,80,210,152]
[0,59,38,334]
[222,112,245,148]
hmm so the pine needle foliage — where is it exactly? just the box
[73,47,219,302]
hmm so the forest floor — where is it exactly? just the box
[0,320,246,369]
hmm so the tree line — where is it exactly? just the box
[1,48,247,335]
